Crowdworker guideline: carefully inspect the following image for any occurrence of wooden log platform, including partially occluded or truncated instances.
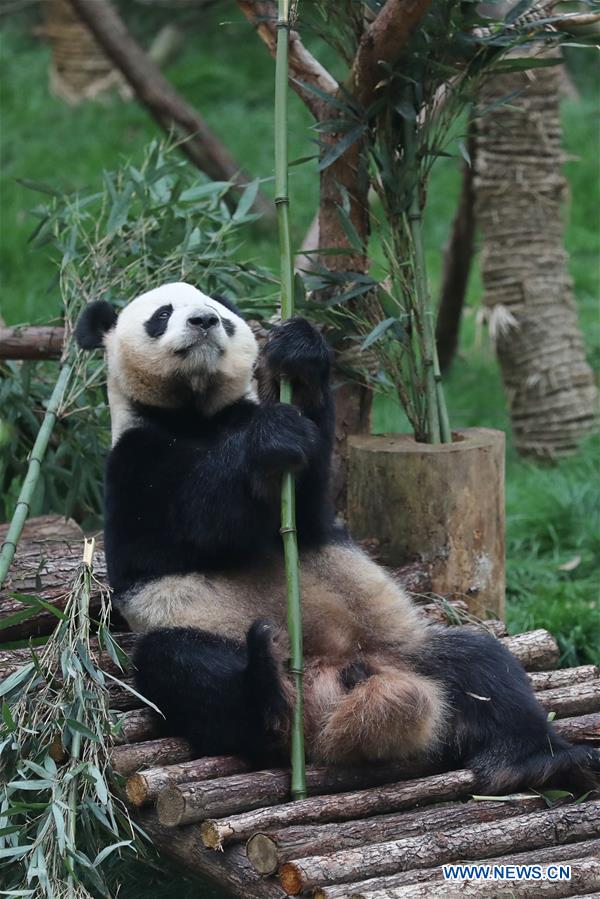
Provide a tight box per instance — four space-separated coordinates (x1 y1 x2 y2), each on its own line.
1 517 599 898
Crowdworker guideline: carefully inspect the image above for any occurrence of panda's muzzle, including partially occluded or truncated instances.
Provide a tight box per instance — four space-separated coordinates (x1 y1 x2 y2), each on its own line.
188 313 219 332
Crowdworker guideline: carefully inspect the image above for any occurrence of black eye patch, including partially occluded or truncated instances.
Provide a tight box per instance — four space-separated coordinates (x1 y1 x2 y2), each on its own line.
144 304 173 338
221 318 236 337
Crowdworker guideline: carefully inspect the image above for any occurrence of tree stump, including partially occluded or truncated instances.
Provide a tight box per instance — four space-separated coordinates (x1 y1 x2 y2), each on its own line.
347 428 505 619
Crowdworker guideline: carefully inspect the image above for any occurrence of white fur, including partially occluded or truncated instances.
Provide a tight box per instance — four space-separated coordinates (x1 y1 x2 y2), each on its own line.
104 282 258 441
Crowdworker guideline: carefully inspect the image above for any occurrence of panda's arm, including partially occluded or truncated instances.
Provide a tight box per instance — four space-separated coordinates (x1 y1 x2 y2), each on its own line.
256 318 334 452
107 416 321 556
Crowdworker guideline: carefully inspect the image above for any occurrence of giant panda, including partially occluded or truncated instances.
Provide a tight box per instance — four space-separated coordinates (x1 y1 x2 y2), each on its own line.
76 282 598 791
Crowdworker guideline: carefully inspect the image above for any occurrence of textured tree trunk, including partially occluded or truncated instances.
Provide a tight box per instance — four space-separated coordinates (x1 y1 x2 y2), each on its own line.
280 801 600 894
318 134 373 513
0 326 65 360
246 794 548 875
436 134 476 372
316 839 600 899
474 56 597 459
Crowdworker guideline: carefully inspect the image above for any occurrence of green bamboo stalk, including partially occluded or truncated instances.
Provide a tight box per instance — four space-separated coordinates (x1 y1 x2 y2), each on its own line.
274 0 306 801
402 87 442 444
0 362 72 585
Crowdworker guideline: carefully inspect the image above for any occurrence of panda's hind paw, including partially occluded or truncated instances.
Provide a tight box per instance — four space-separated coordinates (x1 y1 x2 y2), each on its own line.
340 660 373 691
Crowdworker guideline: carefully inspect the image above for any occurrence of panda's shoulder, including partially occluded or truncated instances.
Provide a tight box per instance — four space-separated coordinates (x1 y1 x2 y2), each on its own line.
107 423 173 476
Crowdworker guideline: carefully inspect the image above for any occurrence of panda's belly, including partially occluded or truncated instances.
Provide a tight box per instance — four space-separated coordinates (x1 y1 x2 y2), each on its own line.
117 542 425 657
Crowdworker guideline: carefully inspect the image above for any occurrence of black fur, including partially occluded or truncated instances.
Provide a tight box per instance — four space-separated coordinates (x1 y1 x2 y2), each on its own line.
412 627 600 793
75 300 118 349
144 304 173 338
133 621 290 764
104 317 335 593
88 303 598 791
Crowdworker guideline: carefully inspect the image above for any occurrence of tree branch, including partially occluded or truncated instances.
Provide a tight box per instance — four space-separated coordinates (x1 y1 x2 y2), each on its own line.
236 0 338 119
348 0 433 107
68 0 272 218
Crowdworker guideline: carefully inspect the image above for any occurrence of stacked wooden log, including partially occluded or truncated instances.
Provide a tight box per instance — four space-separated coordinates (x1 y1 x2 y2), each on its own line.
1 518 599 898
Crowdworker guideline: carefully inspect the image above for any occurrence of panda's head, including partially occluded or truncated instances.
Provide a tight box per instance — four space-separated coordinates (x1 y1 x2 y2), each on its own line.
75 282 258 437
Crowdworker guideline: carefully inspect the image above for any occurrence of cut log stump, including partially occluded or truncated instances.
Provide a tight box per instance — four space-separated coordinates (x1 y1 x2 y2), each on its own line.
348 429 506 619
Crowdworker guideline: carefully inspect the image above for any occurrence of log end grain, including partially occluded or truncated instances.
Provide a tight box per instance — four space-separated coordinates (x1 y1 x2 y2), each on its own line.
279 861 304 896
125 773 149 807
156 785 186 828
246 832 280 876
200 819 233 850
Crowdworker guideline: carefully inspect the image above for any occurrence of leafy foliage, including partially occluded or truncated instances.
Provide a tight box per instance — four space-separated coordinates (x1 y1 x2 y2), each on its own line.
0 546 142 898
298 0 593 441
0 141 275 526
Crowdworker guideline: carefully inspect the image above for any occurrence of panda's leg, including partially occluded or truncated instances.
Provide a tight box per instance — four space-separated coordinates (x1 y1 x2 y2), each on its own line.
115 571 284 641
303 656 446 764
412 626 600 793
133 621 292 764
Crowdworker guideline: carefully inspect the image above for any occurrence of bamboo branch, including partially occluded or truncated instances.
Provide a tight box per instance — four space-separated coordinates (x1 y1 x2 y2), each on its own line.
0 363 72 585
275 0 306 802
236 0 338 118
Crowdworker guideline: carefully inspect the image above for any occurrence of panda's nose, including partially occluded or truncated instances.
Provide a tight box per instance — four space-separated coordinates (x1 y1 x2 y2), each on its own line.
188 313 219 331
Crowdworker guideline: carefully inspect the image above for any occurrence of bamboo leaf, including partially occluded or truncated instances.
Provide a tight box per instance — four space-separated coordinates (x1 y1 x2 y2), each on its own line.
66 719 100 743
361 318 398 350
0 845 30 858
457 140 471 167
318 125 367 172
15 178 62 197
295 80 352 112
505 0 534 23
93 839 132 867
1 701 15 732
393 98 417 121
233 178 260 220
0 606 39 632
335 203 365 253
0 663 35 698
492 56 564 73
9 592 68 621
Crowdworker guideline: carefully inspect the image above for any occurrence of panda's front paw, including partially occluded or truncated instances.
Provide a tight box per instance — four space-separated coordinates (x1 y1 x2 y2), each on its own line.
248 404 319 474
264 317 332 387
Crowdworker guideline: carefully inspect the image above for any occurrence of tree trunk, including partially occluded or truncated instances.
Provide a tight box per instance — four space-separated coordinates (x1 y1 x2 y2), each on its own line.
67 0 272 218
157 760 433 827
436 133 476 372
316 838 600 899
474 55 597 459
0 326 65 360
200 769 476 850
111 737 193 777
279 800 600 894
246 794 549 875
126 755 249 807
499 628 559 670
347 428 506 619
43 0 128 103
319 134 373 514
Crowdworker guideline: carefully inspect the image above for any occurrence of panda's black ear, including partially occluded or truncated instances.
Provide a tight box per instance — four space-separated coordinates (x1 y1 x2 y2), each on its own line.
75 301 118 349
212 294 242 317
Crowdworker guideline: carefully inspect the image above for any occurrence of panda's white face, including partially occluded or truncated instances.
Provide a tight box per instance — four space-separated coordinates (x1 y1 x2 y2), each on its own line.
105 282 258 436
